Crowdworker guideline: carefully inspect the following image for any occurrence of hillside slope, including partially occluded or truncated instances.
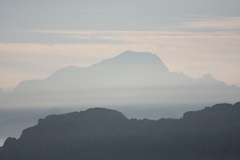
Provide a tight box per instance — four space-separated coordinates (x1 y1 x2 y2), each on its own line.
1 102 240 160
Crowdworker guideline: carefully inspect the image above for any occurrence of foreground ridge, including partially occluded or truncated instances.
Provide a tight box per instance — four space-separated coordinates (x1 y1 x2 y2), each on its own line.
1 102 240 160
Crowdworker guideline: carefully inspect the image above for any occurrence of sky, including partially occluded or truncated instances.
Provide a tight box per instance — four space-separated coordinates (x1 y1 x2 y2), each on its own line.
1 0 240 91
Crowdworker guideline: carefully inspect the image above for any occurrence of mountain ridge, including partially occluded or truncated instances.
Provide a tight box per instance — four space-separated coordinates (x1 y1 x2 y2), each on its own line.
1 102 240 160
1 50 240 110
90 50 169 72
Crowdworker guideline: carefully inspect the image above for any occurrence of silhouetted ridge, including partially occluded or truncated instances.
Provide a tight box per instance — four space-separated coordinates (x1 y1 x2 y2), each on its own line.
50 66 82 77
114 50 165 66
80 108 127 120
1 102 240 160
183 103 240 120
202 73 214 79
91 50 169 72
38 108 127 125
234 101 240 108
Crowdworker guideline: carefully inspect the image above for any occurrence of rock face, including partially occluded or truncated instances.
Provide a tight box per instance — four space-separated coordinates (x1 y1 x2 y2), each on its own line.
1 50 240 108
1 103 240 160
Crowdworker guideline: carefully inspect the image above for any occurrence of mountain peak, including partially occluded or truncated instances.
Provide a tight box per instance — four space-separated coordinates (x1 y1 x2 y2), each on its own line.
38 108 127 126
115 50 166 65
117 50 155 57
92 50 169 72
82 108 128 121
202 73 214 79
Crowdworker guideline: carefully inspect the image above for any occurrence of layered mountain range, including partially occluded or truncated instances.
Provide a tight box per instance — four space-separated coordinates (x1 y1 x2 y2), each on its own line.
1 102 240 160
1 50 239 109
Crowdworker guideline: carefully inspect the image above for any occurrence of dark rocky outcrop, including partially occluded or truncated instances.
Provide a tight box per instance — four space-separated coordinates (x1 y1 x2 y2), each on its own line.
1 104 240 160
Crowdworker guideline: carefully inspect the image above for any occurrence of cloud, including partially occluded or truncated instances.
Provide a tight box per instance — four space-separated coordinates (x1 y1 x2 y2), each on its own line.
27 29 240 45
184 16 240 30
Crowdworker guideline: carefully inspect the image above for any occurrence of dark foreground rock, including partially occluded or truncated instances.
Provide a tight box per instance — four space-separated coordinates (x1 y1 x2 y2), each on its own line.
1 103 240 160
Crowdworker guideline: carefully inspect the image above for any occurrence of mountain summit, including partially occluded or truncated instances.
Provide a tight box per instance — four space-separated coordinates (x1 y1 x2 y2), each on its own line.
92 50 169 72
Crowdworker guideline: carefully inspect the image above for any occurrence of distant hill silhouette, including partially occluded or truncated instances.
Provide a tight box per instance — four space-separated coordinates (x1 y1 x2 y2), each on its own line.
1 50 239 109
1 102 240 160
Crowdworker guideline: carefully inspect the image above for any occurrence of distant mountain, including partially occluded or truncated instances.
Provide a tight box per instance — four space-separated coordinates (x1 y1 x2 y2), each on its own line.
1 50 239 110
1 102 240 160
90 50 169 72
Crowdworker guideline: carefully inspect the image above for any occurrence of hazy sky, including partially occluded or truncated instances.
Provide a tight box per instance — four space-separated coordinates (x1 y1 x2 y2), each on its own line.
1 0 240 91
